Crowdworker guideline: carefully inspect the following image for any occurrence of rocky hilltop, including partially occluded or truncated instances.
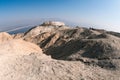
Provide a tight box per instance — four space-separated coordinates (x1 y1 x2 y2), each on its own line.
0 21 120 80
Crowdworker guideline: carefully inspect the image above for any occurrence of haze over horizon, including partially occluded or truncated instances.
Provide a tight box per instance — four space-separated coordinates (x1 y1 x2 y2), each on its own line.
0 0 120 32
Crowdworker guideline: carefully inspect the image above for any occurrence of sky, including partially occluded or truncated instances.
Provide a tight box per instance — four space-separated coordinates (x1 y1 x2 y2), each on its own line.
0 0 120 32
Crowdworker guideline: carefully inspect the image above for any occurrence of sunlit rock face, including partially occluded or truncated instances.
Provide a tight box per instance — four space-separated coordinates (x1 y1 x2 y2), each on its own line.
0 39 43 55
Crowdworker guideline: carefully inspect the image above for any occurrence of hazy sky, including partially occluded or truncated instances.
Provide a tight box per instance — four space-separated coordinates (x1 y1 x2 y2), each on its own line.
0 0 120 32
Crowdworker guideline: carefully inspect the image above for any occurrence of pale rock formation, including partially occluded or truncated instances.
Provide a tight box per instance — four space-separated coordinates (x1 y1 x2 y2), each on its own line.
0 39 42 55
0 32 12 43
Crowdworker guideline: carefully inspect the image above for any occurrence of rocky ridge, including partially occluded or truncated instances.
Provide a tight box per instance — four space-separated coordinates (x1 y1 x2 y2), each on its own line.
0 21 120 80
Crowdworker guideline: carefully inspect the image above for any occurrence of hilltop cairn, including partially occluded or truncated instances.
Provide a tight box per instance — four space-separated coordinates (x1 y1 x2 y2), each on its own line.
41 21 65 26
